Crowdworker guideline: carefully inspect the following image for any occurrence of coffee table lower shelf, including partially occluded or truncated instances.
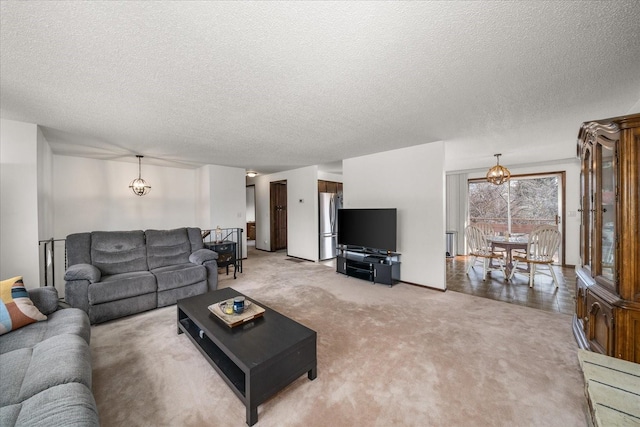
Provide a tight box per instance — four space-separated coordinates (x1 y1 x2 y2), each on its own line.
177 289 317 426
179 316 247 395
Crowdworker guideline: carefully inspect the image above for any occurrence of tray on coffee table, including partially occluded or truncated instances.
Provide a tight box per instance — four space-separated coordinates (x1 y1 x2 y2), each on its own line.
208 299 265 327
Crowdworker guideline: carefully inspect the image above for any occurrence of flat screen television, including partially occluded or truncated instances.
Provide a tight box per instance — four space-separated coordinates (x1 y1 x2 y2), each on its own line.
337 208 397 252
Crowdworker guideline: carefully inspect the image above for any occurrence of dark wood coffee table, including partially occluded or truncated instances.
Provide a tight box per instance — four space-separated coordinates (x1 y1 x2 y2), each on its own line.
177 288 317 426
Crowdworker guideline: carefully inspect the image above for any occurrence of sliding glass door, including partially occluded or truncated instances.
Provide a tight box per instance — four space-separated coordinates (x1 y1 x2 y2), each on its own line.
468 172 565 263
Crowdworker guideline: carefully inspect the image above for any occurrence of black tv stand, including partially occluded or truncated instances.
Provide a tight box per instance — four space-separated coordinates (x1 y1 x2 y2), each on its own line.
336 246 400 287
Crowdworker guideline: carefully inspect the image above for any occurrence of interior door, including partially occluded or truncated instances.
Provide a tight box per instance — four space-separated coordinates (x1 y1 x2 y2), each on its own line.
270 181 287 251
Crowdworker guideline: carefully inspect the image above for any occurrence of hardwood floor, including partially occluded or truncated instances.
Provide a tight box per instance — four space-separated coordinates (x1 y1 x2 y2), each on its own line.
446 255 576 315
320 252 575 315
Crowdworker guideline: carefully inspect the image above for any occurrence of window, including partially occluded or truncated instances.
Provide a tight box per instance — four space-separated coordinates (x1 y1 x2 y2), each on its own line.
468 173 564 263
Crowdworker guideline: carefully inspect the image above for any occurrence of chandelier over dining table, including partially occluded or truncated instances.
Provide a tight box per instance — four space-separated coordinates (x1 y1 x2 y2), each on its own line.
486 153 511 185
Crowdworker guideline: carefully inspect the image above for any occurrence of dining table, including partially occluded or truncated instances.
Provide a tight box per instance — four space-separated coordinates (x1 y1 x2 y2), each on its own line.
487 235 529 278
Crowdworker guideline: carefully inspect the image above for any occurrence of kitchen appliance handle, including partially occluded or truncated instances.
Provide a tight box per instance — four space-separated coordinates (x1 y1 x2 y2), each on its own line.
329 195 335 231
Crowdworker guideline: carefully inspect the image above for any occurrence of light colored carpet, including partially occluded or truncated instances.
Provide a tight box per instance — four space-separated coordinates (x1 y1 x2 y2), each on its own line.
91 248 587 426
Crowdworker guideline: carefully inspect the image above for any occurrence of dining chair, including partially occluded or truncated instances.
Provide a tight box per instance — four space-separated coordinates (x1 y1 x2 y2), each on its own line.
509 225 561 288
474 223 508 261
465 225 507 280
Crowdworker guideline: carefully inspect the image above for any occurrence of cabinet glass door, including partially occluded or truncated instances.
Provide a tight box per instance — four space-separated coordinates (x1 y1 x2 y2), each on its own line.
597 141 616 284
580 146 592 269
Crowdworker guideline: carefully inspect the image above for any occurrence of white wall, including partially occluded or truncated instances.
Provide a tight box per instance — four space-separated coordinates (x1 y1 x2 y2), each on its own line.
198 164 247 257
37 127 54 241
37 127 56 286
343 142 446 290
0 119 40 287
53 155 197 236
195 165 211 228
254 166 319 261
207 165 246 230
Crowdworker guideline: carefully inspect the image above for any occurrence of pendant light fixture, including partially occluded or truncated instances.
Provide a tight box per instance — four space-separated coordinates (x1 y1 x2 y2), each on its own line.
486 153 511 185
129 155 151 196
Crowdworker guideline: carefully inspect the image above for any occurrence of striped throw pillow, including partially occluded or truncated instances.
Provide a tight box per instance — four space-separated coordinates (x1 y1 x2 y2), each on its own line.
0 276 47 335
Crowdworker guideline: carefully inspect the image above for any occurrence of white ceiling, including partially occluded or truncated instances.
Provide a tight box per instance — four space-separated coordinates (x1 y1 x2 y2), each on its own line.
2 1 639 174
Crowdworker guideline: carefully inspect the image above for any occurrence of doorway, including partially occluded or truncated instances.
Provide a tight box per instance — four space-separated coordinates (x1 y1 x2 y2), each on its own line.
246 185 256 245
270 180 287 252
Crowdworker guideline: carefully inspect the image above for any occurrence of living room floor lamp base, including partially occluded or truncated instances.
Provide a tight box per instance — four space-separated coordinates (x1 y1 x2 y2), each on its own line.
129 155 151 196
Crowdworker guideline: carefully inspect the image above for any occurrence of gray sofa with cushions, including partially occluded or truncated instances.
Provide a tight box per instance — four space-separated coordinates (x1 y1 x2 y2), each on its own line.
64 227 218 324
0 287 99 426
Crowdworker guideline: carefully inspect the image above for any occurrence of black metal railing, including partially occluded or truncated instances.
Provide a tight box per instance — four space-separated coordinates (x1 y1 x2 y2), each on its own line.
38 238 67 289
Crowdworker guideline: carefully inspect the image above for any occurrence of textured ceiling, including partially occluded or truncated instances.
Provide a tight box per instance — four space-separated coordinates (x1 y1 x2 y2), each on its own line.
2 1 640 174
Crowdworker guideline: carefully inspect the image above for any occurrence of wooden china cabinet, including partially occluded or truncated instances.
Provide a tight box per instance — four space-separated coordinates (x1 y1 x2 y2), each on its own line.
573 113 640 363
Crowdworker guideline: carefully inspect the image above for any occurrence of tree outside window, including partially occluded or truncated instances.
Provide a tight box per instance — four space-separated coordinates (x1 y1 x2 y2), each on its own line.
469 176 559 235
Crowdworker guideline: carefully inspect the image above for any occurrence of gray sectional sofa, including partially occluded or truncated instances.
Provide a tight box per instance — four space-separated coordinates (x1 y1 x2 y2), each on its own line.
64 227 219 324
0 287 99 426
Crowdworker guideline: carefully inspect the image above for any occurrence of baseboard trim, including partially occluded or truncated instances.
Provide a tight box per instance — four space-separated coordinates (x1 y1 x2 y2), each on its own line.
286 254 314 262
400 280 446 292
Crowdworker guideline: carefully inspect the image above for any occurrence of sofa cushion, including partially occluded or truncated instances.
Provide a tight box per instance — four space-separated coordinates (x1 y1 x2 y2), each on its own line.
89 293 157 324
0 334 92 407
88 271 156 305
0 382 99 427
146 228 191 270
151 263 206 292
187 227 205 251
66 232 92 266
157 281 208 307
0 348 31 406
0 277 47 336
91 230 148 275
0 308 90 355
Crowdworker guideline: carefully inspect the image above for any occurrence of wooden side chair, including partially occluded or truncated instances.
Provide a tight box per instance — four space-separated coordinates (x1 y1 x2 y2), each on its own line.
509 225 561 288
465 225 506 281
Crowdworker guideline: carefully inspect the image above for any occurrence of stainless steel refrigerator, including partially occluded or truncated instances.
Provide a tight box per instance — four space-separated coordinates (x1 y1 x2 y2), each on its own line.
319 192 342 260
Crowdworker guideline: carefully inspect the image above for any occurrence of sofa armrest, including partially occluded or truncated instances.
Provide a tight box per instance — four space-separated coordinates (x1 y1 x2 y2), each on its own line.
203 260 219 291
64 280 91 314
189 248 218 265
27 287 60 315
64 263 101 283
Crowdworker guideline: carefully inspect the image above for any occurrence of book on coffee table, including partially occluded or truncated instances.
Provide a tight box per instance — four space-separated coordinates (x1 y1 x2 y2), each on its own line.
208 299 266 328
